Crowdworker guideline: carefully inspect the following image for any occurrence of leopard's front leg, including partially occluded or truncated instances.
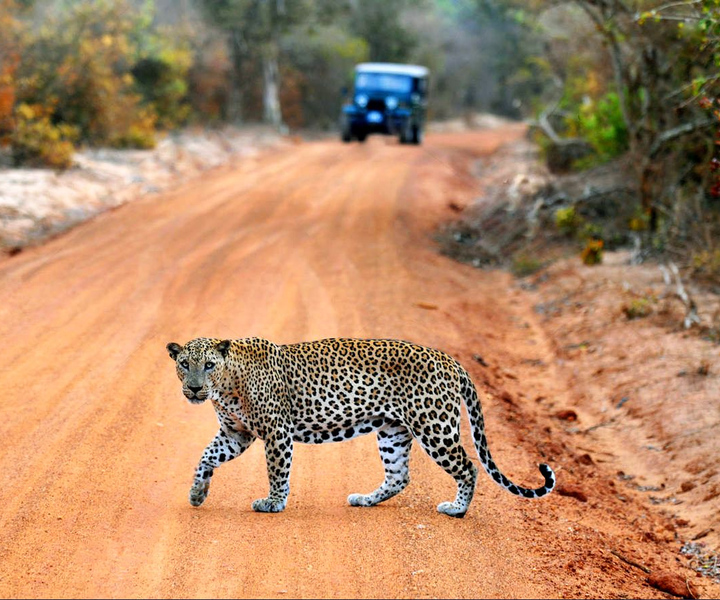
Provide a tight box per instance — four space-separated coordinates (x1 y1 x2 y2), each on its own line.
252 427 294 513
190 427 256 507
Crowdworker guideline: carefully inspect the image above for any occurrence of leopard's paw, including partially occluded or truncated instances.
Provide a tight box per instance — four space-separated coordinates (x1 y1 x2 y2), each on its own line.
347 493 375 507
437 501 467 518
189 481 210 507
251 497 286 513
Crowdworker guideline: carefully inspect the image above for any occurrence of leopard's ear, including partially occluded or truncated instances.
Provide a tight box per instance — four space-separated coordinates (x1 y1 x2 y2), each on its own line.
216 340 231 358
167 342 183 360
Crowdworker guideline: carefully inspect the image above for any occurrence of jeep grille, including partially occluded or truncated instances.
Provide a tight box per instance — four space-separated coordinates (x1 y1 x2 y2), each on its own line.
367 99 386 112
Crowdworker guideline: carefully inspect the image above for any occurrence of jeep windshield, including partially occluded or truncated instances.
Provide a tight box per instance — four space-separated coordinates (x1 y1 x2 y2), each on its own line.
355 73 413 94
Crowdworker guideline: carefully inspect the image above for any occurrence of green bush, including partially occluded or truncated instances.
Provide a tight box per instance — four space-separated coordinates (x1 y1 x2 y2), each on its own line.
130 37 193 129
552 76 630 170
576 92 629 164
579 221 603 241
555 206 583 235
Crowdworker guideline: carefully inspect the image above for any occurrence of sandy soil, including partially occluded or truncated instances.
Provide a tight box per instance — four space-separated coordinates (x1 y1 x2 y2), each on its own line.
526 249 720 570
0 125 717 599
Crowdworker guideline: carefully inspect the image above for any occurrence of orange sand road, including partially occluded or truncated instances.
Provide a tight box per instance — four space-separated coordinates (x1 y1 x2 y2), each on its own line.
0 126 697 599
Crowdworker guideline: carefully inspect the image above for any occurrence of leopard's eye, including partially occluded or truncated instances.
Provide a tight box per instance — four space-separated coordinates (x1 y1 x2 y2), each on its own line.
204 361 215 371
180 360 189 369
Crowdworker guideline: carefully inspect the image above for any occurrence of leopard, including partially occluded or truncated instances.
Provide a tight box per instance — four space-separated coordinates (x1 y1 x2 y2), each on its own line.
166 337 556 518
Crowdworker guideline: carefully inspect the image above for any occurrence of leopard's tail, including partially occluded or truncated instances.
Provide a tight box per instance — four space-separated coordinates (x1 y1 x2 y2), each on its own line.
460 370 555 498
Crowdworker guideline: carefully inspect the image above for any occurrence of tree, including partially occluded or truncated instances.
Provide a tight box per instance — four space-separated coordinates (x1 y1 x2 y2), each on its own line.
198 0 324 130
281 24 368 128
347 0 422 63
0 0 30 145
502 0 719 245
567 1 719 234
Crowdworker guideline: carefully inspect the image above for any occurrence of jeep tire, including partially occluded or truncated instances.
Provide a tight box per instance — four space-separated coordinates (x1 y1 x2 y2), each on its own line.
399 120 412 144
411 124 423 145
341 117 352 143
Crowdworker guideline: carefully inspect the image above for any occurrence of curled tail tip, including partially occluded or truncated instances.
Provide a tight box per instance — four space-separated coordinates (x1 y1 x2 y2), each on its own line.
493 462 556 498
537 463 556 496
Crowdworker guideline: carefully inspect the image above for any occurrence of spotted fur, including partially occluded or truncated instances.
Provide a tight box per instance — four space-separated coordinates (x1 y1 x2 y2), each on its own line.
167 337 556 517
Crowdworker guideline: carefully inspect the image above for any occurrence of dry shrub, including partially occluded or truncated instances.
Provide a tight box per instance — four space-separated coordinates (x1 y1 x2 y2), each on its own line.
511 253 544 277
622 297 654 320
691 249 720 282
109 107 157 150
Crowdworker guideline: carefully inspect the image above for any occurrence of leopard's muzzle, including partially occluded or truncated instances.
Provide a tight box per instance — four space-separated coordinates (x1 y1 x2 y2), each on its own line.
184 385 208 404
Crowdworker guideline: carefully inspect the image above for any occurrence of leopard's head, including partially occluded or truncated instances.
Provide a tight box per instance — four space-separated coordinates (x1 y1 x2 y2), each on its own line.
166 338 231 404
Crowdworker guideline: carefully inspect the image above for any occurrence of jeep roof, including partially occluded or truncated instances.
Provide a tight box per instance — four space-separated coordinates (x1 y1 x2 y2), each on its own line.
355 63 429 79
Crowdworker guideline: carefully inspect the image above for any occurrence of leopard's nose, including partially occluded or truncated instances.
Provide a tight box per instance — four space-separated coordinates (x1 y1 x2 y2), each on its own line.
188 385 202 394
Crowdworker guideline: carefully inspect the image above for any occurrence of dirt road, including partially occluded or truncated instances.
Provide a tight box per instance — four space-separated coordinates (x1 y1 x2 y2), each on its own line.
0 127 709 599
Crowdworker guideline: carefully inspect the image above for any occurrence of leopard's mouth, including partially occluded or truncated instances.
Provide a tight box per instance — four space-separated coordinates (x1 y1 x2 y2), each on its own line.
184 391 208 404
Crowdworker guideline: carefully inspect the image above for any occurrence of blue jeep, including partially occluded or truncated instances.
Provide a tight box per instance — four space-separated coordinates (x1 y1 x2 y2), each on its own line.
340 63 429 145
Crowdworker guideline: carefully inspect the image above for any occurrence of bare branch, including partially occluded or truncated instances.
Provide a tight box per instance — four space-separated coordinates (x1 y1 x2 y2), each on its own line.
537 110 561 143
664 74 720 104
645 14 704 22
636 0 703 20
649 118 716 157
652 0 703 11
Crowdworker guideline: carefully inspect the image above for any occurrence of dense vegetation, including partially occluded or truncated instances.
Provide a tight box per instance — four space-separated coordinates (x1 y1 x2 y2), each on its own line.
0 0 719 279
524 0 720 281
0 0 541 164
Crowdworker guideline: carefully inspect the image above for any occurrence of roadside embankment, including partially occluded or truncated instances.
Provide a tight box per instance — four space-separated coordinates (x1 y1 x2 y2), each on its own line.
0 125 286 252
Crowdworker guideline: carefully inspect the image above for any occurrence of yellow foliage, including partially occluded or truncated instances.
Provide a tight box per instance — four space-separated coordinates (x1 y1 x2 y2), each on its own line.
585 70 602 98
629 216 648 231
9 0 192 151
580 238 603 266
10 103 77 169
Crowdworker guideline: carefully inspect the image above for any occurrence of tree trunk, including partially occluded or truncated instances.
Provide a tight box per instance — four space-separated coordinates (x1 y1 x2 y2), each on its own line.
262 42 285 131
639 159 659 233
226 29 246 124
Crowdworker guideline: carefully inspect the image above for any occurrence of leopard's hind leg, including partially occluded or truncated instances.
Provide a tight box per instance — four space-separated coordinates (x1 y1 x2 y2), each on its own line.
348 420 412 507
406 397 478 518
413 433 478 518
